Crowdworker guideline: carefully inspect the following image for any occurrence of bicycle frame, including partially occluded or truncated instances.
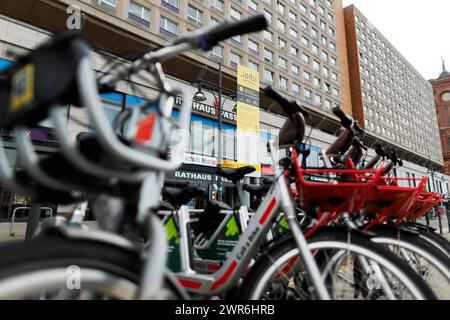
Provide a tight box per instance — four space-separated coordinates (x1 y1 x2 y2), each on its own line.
174 142 330 299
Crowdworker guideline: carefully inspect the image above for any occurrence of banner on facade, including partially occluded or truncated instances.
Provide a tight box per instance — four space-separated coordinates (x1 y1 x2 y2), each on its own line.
236 65 261 177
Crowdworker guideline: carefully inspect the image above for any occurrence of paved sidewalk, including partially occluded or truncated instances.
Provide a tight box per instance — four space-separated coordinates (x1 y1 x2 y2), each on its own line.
0 221 99 242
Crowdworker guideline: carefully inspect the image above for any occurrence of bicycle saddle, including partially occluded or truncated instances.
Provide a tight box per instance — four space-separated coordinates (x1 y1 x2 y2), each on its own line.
217 166 255 183
163 185 205 208
243 184 271 198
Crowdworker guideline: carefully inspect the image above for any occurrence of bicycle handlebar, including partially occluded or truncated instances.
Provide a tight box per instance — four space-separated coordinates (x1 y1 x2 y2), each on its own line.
353 121 364 135
332 106 353 129
174 14 268 51
264 87 310 119
374 143 385 158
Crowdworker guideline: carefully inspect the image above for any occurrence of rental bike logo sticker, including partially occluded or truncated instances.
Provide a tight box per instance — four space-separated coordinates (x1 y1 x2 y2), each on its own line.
11 64 35 111
66 265 81 290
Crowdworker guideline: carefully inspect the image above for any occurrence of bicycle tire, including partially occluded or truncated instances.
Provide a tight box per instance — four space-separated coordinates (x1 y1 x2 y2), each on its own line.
369 226 450 299
0 231 185 300
403 223 450 258
237 227 436 300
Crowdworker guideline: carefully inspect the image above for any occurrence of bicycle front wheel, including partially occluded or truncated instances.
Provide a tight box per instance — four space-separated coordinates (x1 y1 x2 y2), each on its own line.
0 231 184 300
238 228 436 300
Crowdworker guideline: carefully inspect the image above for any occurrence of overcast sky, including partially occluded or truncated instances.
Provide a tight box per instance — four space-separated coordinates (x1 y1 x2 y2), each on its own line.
342 0 449 80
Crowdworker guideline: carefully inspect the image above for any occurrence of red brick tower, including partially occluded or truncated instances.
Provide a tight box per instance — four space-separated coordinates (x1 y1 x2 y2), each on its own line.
430 60 450 174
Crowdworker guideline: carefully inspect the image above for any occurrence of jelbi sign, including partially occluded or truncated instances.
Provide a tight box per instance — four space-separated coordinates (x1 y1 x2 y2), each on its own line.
236 65 261 178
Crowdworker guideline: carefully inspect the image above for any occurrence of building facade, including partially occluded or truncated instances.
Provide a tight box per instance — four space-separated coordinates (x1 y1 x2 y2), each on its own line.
344 5 443 169
0 1 449 219
430 66 450 175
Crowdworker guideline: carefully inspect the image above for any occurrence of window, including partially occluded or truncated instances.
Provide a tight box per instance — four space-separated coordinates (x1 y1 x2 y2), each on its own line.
332 72 338 81
328 27 335 37
264 69 274 82
98 0 117 9
128 2 150 25
161 0 179 12
277 2 285 14
279 76 288 89
230 52 241 68
312 43 319 54
332 87 340 97
279 57 287 70
264 48 274 62
293 83 300 95
211 0 224 12
264 10 272 23
331 56 337 65
304 71 311 81
160 16 178 37
313 60 320 71
230 8 241 21
310 12 317 22
322 66 329 77
289 11 297 22
211 45 224 58
290 28 299 39
277 19 286 32
248 39 259 53
311 28 318 38
321 35 327 46
325 99 332 110
300 20 308 31
231 34 242 44
291 46 299 57
264 30 273 42
302 53 310 64
292 64 299 75
313 76 321 87
314 94 322 105
248 0 258 12
302 36 309 47
300 4 307 14
278 38 287 51
330 41 336 51
304 88 312 100
187 5 203 24
320 20 326 30
249 61 259 72
318 5 325 15
324 82 331 93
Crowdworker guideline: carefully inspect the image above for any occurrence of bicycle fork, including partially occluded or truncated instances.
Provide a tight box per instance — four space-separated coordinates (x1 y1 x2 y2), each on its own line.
270 141 331 300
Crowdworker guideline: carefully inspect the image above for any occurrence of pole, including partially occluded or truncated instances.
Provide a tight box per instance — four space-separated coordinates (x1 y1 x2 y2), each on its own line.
217 62 223 202
430 167 443 235
25 203 41 241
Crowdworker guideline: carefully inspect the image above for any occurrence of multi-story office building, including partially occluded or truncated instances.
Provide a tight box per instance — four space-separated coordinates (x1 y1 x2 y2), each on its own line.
0 1 448 219
344 5 443 169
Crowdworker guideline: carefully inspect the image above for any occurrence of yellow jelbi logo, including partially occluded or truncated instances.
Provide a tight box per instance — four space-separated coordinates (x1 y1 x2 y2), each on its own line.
11 64 35 111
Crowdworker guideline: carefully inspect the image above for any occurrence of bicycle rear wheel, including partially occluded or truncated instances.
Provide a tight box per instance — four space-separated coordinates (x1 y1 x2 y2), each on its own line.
0 231 184 300
237 228 436 300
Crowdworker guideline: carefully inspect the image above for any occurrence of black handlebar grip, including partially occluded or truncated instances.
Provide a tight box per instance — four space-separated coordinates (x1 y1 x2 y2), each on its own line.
332 106 353 129
374 143 385 157
354 121 364 135
264 86 310 118
199 14 268 51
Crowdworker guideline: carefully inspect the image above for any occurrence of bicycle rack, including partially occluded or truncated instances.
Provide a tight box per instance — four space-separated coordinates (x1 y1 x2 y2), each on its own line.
9 207 54 237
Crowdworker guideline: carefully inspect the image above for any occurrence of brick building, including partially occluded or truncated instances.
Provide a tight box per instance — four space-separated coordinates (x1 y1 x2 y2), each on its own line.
430 62 450 175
